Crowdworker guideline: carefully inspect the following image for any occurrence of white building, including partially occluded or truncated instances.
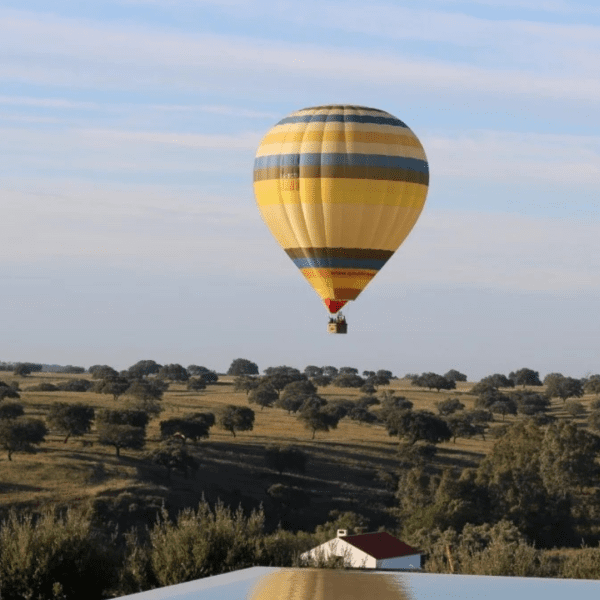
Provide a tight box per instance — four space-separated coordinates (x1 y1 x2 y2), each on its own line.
299 529 425 570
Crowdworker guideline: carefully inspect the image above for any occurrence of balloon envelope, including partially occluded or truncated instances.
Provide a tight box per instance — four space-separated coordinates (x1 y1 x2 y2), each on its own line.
253 105 429 313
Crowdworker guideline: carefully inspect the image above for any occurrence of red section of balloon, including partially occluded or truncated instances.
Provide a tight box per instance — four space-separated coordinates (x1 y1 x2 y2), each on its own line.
325 299 347 314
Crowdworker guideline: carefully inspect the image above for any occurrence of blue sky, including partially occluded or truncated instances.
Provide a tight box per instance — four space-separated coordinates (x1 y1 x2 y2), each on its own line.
1 0 600 380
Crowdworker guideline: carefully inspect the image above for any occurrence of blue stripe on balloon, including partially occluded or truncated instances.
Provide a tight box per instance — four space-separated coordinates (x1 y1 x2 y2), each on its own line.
254 153 428 173
291 257 387 270
276 114 406 127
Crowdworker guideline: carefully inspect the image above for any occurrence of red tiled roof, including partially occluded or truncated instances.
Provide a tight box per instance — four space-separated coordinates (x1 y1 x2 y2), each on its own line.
339 532 423 560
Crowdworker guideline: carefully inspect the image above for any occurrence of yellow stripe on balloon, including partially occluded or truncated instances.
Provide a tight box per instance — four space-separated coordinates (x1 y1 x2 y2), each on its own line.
301 268 378 300
258 202 424 251
253 178 427 207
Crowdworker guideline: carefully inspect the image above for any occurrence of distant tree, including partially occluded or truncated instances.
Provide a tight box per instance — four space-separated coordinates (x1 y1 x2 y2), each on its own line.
127 360 162 378
93 376 130 401
0 418 47 460
187 377 207 392
297 407 340 439
403 373 419 381
511 390 551 416
60 365 86 374
304 366 323 379
332 373 365 388
264 368 306 396
356 395 380 408
591 398 600 411
378 395 413 422
445 413 480 443
89 365 118 380
360 383 377 395
264 445 307 475
275 394 306 414
97 424 145 457
367 374 390 389
347 406 378 426
435 398 465 416
327 399 355 418
377 369 393 379
248 383 278 410
339 367 359 375
157 364 189 382
0 386 20 400
546 376 583 403
218 405 255 437
186 365 211 377
0 403 25 421
47 402 94 443
363 370 376 379
311 375 332 387
200 371 219 384
56 379 93 392
480 374 515 388
543 372 564 386
385 410 452 445
13 364 32 377
146 442 199 480
233 375 260 395
321 366 339 378
469 381 497 396
412 373 456 392
227 359 259 376
444 369 467 382
510 368 542 387
584 378 600 396
565 400 586 418
281 379 317 398
160 413 214 442
125 379 166 416
299 395 327 413
490 397 518 421
474 387 511 410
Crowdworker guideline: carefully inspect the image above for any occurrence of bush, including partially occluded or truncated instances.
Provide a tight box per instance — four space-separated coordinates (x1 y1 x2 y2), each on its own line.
0 506 118 600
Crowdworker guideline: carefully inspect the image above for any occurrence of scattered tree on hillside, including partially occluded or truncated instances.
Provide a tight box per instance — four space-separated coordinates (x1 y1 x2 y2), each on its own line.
297 406 339 439
233 375 260 395
160 413 214 442
248 383 278 410
146 442 199 480
157 364 189 382
339 367 359 375
444 369 467 382
490 397 518 421
264 445 307 475
96 409 148 457
186 365 211 377
589 410 600 434
435 398 465 416
89 365 118 379
509 368 542 387
384 409 452 445
263 367 306 397
280 379 317 400
0 403 24 421
93 376 130 401
584 377 600 396
363 370 376 379
304 365 323 379
13 364 32 377
56 379 93 392
187 377 207 392
511 390 551 417
125 379 166 416
332 372 365 388
0 418 47 460
227 358 259 376
412 373 456 392
347 406 378 426
378 395 413 422
322 366 339 378
546 376 584 403
199 371 219 384
60 365 86 374
127 360 162 378
479 374 515 389
311 375 332 387
218 405 255 437
0 385 20 400
47 402 95 443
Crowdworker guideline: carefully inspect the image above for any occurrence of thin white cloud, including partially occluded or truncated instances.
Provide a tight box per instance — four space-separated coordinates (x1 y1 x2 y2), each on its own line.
0 95 100 109
1 8 600 101
424 130 600 186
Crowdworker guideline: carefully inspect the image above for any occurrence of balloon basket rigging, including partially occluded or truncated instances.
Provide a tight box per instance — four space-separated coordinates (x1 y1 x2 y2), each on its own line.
327 312 347 334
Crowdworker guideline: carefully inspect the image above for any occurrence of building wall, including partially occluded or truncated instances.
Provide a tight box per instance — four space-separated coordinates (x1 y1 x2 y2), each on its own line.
376 554 422 569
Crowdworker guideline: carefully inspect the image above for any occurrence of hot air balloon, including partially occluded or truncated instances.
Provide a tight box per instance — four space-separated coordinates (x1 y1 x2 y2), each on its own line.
253 105 429 333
